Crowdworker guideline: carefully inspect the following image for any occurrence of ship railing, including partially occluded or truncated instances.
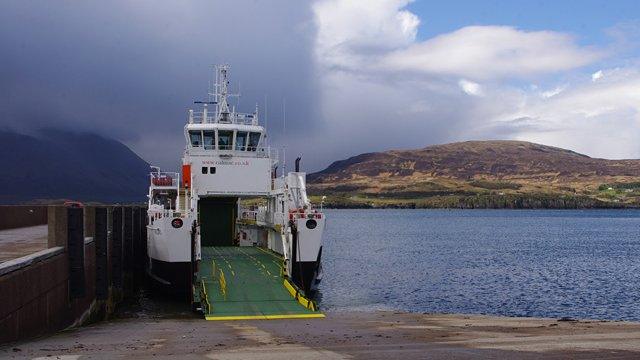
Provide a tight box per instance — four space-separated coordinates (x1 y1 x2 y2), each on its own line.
189 111 258 125
240 210 258 222
233 113 258 125
188 146 278 160
239 209 269 224
272 212 286 226
253 147 278 160
267 147 279 161
287 209 323 220
238 211 287 231
148 209 182 222
237 146 275 158
150 172 179 187
239 208 280 227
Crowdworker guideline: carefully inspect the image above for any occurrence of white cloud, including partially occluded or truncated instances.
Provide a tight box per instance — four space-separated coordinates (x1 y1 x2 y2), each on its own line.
484 68 640 159
592 70 604 81
381 26 604 80
314 0 419 69
315 1 604 80
458 79 483 96
540 86 565 98
311 0 640 167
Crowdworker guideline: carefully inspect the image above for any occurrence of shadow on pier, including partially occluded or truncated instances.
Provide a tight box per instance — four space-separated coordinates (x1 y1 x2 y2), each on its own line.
112 281 196 320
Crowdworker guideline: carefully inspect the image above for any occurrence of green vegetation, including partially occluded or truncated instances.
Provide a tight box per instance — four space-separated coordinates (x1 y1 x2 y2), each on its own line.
595 182 640 204
308 179 640 209
468 180 521 190
598 182 640 191
310 193 632 209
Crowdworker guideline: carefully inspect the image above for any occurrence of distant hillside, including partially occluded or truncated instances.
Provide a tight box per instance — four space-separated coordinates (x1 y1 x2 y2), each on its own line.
0 129 149 204
308 141 640 209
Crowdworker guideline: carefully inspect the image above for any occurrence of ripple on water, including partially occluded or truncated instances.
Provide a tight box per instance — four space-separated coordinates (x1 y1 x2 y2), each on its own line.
317 209 640 321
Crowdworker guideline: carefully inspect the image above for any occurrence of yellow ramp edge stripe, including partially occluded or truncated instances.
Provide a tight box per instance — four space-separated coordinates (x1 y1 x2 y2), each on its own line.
283 278 319 312
256 246 282 260
201 280 212 314
205 313 325 321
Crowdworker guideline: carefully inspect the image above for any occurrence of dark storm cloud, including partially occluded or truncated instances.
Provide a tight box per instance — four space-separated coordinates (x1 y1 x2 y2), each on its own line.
7 1 632 174
0 1 319 169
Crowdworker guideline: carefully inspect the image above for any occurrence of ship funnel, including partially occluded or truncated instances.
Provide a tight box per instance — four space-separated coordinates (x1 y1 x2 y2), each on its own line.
295 157 302 172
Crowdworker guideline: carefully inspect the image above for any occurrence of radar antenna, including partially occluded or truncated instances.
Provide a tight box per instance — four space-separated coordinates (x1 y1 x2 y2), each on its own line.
213 64 240 123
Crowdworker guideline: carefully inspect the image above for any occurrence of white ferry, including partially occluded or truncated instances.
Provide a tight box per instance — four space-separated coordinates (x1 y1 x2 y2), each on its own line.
146 65 325 318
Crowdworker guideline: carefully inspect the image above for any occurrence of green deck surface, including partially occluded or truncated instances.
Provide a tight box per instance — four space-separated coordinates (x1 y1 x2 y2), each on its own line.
198 246 323 320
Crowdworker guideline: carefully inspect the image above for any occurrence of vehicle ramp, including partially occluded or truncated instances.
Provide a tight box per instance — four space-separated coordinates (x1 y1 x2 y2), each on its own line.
197 246 324 320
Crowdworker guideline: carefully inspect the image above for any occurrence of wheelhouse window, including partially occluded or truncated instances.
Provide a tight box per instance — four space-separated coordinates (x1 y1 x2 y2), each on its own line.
218 130 233 150
189 131 202 147
235 131 248 151
248 132 261 151
203 131 215 150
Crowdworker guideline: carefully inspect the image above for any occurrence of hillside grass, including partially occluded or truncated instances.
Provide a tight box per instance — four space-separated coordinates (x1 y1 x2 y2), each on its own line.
309 179 640 209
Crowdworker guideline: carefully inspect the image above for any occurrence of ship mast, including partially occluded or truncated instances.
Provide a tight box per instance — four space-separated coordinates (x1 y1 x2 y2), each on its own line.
213 64 240 123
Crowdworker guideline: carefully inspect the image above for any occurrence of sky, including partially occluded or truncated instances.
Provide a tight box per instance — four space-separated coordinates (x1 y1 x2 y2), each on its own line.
1 0 640 172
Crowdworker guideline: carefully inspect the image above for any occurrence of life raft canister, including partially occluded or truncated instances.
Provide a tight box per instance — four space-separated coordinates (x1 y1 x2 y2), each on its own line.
288 208 307 220
152 175 173 186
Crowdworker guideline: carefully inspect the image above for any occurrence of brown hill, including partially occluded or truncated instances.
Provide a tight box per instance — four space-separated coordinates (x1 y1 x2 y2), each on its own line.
308 141 640 208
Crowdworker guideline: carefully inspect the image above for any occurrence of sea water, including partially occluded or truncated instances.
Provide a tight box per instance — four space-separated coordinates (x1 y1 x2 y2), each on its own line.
318 209 640 320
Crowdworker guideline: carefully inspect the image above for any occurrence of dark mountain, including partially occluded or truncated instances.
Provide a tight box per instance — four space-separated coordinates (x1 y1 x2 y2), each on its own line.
0 129 149 204
308 140 640 208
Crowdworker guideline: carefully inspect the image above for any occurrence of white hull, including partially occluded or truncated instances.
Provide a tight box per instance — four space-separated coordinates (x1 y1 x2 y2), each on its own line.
147 214 193 263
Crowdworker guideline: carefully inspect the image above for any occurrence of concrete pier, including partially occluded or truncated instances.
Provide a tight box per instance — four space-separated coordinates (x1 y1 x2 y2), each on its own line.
2 312 640 359
0 205 147 344
0 225 48 263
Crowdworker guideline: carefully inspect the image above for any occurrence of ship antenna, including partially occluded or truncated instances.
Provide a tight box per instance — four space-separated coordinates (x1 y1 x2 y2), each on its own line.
236 81 242 109
282 97 286 177
264 94 268 146
211 64 218 108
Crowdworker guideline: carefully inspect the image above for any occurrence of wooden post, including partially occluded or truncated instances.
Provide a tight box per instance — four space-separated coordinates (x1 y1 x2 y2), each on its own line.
67 207 85 299
132 207 144 287
123 207 133 294
141 207 148 269
123 207 133 273
111 207 123 290
95 207 108 300
83 206 96 239
132 207 141 271
47 205 67 248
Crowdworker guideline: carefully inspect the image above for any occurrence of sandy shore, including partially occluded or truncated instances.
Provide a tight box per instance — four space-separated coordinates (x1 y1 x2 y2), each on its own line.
2 311 640 359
